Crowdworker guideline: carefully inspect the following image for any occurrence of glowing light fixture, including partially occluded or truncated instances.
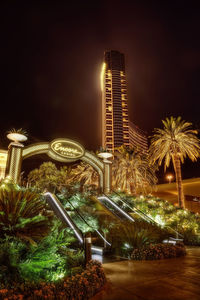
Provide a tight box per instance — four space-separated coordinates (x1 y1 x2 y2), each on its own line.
91 246 103 254
98 152 113 160
7 133 27 143
166 173 174 184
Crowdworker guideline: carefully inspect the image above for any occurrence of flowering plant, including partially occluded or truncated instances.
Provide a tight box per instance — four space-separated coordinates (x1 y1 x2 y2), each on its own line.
131 242 186 260
0 260 106 299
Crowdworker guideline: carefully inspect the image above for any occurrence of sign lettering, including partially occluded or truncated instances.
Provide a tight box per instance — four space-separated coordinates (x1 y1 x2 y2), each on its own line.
50 139 84 160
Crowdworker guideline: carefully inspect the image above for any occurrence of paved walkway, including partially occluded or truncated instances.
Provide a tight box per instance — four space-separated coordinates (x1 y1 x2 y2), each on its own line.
91 247 200 300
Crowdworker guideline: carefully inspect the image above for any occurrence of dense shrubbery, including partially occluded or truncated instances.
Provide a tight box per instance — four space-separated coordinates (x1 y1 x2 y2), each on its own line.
108 220 171 258
0 182 106 299
57 190 117 237
0 260 106 299
131 242 186 260
111 193 200 246
0 182 85 286
0 220 84 286
0 187 53 242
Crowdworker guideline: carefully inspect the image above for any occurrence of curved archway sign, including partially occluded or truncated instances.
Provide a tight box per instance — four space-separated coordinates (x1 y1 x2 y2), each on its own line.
6 138 111 194
49 139 84 162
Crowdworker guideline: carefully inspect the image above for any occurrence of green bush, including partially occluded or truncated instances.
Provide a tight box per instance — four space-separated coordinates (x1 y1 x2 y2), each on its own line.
112 193 200 246
0 237 27 285
0 260 106 299
0 187 53 243
0 218 84 286
108 220 171 258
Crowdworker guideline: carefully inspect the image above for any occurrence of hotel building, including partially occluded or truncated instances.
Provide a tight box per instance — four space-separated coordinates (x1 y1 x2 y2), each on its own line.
101 50 148 153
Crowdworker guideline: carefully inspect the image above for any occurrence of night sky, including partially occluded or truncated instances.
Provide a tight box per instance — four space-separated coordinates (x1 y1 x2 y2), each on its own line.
1 1 200 180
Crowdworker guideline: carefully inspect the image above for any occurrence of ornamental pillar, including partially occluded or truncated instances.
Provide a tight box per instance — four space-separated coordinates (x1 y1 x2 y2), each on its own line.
6 132 27 184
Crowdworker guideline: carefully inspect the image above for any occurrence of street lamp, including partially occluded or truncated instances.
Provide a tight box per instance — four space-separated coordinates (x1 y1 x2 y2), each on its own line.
166 174 173 184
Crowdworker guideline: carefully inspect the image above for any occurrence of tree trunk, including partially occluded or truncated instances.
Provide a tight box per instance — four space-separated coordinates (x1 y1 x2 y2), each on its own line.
172 154 185 208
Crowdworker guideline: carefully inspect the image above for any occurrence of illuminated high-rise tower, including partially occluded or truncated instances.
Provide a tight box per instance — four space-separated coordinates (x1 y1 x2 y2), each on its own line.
101 50 148 153
101 50 129 151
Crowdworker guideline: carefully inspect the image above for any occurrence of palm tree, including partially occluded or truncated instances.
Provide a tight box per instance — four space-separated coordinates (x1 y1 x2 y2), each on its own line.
112 146 157 195
149 116 200 208
7 128 28 136
68 162 99 190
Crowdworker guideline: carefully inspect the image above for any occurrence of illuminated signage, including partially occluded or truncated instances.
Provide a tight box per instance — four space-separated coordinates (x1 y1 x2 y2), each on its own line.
50 139 84 160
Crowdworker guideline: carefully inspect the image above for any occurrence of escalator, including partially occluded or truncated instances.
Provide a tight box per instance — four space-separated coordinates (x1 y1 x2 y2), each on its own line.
99 191 183 243
44 192 83 243
44 192 110 254
97 194 135 222
65 197 111 248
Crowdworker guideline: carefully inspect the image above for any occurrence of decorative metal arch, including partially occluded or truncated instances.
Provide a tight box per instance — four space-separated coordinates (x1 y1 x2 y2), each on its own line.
6 138 111 193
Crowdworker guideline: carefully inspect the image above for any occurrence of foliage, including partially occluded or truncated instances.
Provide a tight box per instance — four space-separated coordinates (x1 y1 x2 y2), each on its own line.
57 191 100 233
119 193 200 246
108 219 170 258
150 116 200 169
0 219 84 285
27 162 67 193
67 162 99 190
112 146 157 195
18 221 81 283
27 161 99 193
58 191 118 236
7 128 28 137
0 187 52 243
0 260 106 299
149 116 200 207
0 176 20 192
131 242 186 260
0 237 27 286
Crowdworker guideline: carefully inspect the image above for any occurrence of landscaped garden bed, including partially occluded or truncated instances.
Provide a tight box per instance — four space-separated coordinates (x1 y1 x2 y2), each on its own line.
0 260 106 299
110 193 200 246
1 172 197 299
131 242 186 260
0 181 106 300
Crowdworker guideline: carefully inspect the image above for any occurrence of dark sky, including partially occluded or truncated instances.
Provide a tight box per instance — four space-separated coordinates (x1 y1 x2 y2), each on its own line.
1 1 200 179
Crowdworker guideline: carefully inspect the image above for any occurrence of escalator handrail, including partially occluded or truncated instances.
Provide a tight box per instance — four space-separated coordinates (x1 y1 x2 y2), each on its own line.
64 197 111 246
111 191 159 224
112 191 183 238
98 194 135 223
44 192 84 243
96 196 124 220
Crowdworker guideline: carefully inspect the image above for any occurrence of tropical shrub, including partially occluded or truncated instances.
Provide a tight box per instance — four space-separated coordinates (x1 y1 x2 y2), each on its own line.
0 220 84 286
27 162 69 193
0 187 53 243
0 237 27 286
57 192 101 233
112 193 200 246
108 220 170 258
131 242 186 260
67 162 99 191
0 260 106 299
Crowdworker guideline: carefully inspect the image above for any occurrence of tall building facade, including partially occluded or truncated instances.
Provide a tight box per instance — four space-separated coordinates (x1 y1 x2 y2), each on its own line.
101 50 129 151
129 122 148 154
101 50 148 153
